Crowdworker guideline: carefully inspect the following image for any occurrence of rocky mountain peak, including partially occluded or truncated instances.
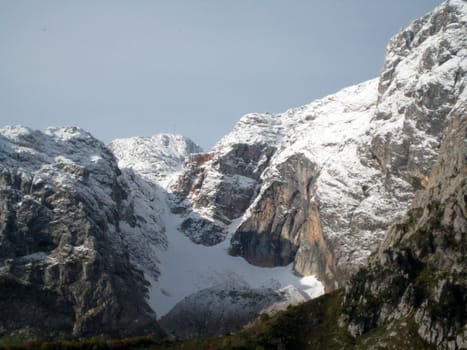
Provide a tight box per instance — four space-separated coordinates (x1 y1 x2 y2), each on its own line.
340 88 466 350
0 0 465 343
0 126 161 339
170 0 466 292
370 0 466 186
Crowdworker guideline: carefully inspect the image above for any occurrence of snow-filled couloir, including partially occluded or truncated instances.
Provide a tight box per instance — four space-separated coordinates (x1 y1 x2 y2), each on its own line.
109 133 325 336
0 0 464 341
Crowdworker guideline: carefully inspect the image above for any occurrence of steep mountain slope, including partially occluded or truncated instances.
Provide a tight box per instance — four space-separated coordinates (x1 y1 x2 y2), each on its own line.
172 0 467 290
225 84 466 350
108 134 325 337
0 126 160 339
140 39 466 350
108 134 202 280
340 90 466 349
0 0 464 345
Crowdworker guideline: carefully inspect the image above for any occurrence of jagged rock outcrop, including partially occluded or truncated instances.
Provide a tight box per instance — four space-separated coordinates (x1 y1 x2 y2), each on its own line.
171 141 276 245
340 94 466 349
159 284 310 339
1 0 464 342
0 126 161 339
229 154 334 289
367 0 466 190
172 0 467 290
108 132 326 339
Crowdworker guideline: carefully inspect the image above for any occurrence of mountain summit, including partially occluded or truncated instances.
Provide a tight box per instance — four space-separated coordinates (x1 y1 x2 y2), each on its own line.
0 0 465 344
0 126 160 338
172 0 466 291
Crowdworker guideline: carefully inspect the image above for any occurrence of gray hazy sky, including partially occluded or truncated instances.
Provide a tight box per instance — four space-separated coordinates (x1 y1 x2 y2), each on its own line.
0 0 441 150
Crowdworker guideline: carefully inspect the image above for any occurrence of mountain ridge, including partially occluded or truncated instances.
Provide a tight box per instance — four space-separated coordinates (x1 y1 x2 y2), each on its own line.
0 125 161 339
0 0 465 343
171 0 466 291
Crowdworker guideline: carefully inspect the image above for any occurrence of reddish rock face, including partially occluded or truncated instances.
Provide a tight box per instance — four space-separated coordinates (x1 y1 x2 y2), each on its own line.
166 0 466 295
170 143 276 245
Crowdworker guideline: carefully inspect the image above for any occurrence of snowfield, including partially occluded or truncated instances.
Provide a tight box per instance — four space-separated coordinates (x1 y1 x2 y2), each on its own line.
110 134 324 318
147 191 324 317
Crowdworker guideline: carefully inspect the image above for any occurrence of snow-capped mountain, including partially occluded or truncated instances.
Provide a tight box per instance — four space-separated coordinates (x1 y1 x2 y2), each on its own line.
0 0 464 342
109 134 202 188
340 86 467 350
171 0 467 290
107 134 202 281
0 126 160 338
108 133 325 334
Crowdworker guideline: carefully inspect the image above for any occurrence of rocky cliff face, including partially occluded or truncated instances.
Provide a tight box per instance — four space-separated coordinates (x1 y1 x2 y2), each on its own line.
171 141 276 246
108 132 325 339
340 88 466 349
1 0 464 342
368 0 466 191
0 126 161 339
228 154 335 287
172 0 466 290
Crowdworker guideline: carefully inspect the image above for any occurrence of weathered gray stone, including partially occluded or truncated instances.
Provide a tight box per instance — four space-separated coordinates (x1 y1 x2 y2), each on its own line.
171 143 276 245
170 0 466 292
340 101 467 349
0 127 161 340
